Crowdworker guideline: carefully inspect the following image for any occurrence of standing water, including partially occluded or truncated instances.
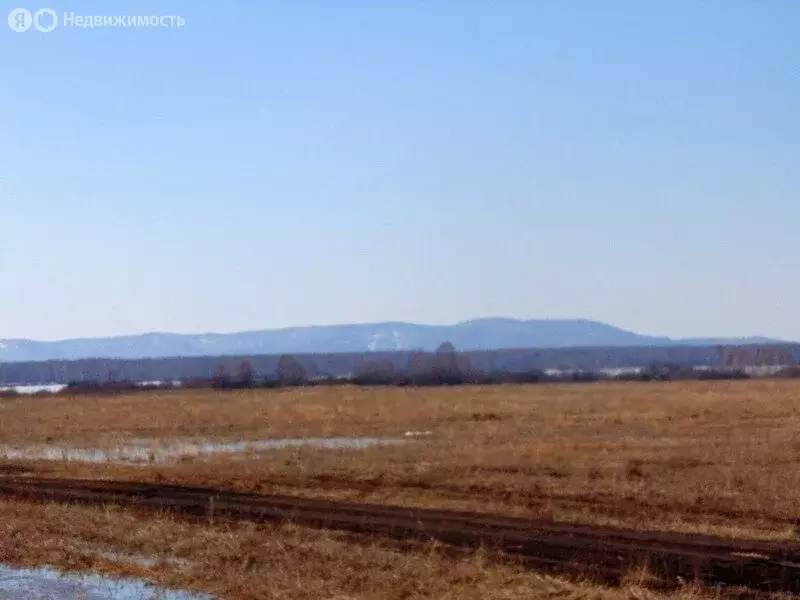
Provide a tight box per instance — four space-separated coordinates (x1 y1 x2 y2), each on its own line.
0 564 212 600
0 436 408 465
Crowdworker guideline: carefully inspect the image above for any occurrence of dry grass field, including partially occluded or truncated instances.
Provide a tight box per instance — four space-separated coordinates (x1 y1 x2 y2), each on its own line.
3 380 800 540
0 499 772 600
2 379 800 598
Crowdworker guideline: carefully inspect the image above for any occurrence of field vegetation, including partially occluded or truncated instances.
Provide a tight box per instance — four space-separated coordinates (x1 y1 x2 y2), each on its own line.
2 380 800 543
4 499 756 600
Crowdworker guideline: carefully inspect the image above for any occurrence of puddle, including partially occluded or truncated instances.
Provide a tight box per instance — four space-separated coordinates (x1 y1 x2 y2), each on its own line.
0 436 407 465
0 384 68 395
0 564 210 600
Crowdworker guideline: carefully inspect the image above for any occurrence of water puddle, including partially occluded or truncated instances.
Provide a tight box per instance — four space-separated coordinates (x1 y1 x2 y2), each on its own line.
0 436 407 465
0 564 210 599
0 384 68 395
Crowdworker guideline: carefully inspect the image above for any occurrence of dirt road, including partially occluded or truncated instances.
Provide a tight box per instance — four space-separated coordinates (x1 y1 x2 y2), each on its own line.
1 476 799 593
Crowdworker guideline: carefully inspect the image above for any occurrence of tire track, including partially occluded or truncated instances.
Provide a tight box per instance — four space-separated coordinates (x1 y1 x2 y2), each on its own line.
1 476 800 593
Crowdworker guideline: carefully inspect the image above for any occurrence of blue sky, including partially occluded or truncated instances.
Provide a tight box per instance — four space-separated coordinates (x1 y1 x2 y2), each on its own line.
1 0 798 341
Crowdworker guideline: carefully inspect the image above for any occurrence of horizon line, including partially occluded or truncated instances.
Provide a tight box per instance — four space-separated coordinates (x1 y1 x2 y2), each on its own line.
0 316 788 345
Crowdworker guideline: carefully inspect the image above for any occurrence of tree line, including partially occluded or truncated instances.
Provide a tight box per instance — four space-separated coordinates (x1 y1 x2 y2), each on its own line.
45 341 800 396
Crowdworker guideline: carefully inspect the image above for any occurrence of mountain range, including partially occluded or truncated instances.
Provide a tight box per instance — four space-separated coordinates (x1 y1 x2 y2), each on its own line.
0 319 784 363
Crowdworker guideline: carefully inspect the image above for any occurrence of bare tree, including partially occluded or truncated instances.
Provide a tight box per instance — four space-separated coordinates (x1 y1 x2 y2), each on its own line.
237 360 255 388
433 341 459 380
211 363 230 389
276 354 307 386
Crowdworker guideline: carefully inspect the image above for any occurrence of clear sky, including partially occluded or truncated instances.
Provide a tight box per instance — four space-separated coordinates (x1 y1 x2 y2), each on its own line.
1 0 798 341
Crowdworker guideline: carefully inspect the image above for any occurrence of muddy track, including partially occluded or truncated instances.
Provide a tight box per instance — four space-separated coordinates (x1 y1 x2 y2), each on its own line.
2 476 800 593
259 472 800 531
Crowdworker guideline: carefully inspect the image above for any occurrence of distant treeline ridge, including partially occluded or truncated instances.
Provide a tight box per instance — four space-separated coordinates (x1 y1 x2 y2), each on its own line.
1 342 798 387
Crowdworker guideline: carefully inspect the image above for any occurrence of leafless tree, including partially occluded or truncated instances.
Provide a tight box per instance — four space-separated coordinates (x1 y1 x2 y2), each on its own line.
211 363 229 389
433 341 459 379
276 354 307 386
237 360 255 388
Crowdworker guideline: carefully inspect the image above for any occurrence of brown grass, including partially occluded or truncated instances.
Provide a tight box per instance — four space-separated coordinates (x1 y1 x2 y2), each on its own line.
3 380 800 541
0 499 754 600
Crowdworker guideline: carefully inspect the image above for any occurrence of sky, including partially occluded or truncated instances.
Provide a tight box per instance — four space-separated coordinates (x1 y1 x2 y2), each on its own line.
1 0 798 342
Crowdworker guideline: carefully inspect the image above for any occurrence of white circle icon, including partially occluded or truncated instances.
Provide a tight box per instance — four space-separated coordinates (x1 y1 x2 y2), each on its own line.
33 8 57 32
7 7 58 32
8 8 32 32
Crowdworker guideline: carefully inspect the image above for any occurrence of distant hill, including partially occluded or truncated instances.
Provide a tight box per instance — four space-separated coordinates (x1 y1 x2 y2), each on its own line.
0 318 785 363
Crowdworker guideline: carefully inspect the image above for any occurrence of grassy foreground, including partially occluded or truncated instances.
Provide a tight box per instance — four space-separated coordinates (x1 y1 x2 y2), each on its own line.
0 499 766 600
